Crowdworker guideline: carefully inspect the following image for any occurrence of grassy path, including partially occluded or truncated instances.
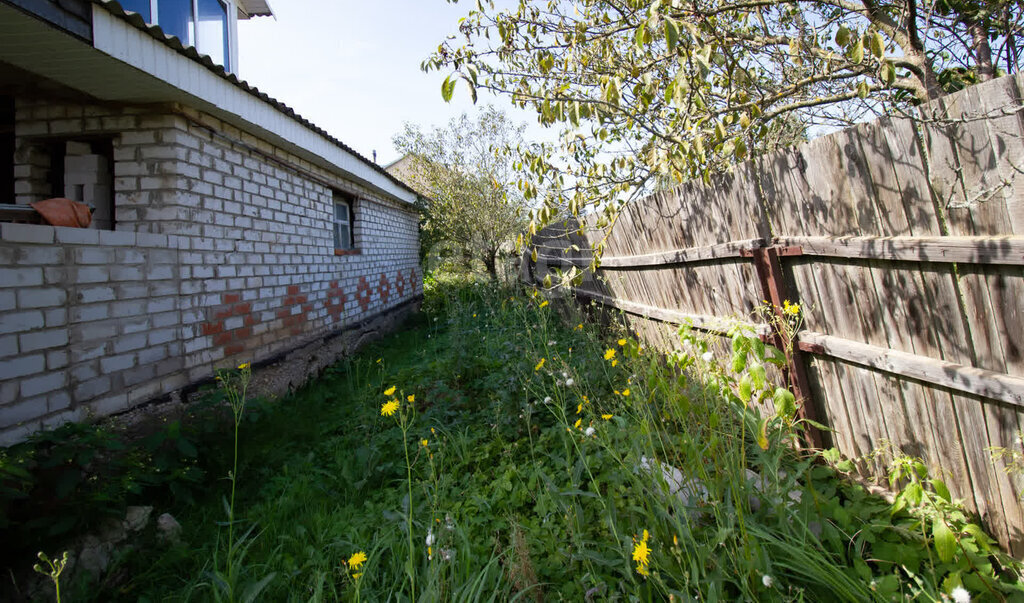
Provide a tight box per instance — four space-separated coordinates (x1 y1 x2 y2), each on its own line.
7 273 1023 601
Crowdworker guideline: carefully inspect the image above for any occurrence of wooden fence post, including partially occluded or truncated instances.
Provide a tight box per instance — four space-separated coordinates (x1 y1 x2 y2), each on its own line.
747 244 826 449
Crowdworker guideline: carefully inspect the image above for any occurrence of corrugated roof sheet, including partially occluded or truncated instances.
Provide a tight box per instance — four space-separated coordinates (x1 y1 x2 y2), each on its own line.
93 0 418 200
237 0 273 18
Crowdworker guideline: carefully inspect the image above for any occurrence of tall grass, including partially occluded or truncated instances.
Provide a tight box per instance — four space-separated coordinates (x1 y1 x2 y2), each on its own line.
53 272 1024 601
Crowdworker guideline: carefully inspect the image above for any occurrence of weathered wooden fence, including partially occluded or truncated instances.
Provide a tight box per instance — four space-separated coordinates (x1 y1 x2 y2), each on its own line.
525 72 1024 555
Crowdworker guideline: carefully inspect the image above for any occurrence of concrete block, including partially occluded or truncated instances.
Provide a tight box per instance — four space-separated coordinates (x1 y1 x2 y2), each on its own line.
2 397 46 425
85 392 127 417
44 308 67 328
73 321 117 342
74 375 111 400
113 333 148 354
0 310 44 334
17 288 67 309
74 248 115 264
0 354 45 379
47 391 72 413
73 266 109 284
0 334 17 358
77 286 116 303
55 227 101 245
21 372 66 397
19 328 69 352
99 230 137 247
46 349 68 370
1 223 55 244
17 247 64 265
71 304 108 323
100 353 136 373
0 290 15 311
109 266 143 281
0 267 44 287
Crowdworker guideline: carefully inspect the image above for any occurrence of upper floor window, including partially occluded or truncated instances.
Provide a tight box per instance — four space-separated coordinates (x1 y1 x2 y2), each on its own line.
118 0 232 71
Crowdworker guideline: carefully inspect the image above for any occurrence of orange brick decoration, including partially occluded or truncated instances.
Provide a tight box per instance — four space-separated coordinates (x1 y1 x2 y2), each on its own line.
325 280 347 322
395 270 407 297
201 292 262 358
408 268 419 291
277 284 311 336
378 273 391 305
356 276 372 312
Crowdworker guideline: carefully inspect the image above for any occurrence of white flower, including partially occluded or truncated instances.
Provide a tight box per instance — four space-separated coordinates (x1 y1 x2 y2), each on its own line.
425 529 435 547
562 371 568 378
951 586 971 603
440 548 454 561
584 426 596 437
761 574 773 588
565 378 575 386
548 340 557 346
701 351 714 362
543 396 552 404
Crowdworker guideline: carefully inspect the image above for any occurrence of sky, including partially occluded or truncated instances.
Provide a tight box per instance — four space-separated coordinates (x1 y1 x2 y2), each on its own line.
236 0 543 166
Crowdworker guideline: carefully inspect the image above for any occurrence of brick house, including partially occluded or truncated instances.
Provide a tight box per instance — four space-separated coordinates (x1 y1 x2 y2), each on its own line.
0 0 424 444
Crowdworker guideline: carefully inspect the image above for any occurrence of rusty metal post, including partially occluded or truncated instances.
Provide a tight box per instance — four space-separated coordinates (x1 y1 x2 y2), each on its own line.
749 245 825 449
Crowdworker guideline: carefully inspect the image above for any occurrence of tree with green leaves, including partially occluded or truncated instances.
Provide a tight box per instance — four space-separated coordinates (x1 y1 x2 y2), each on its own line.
425 0 1023 237
392 106 531 277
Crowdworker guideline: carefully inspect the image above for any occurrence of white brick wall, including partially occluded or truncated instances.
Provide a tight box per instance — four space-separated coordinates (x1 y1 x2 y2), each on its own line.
1 97 422 445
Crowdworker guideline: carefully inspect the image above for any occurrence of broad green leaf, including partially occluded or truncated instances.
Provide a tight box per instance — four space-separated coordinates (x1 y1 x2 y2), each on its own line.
870 32 885 58
850 37 864 64
773 388 796 420
933 519 956 563
930 478 951 502
836 25 851 46
441 75 456 102
738 374 753 403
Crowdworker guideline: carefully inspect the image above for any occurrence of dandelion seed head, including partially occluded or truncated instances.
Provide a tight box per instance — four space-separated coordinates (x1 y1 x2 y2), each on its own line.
584 426 596 436
762 574 773 588
701 351 714 362
951 587 971 603
565 378 575 386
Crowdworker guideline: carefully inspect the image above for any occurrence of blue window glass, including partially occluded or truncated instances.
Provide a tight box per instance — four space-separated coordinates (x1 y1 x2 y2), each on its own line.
119 0 151 21
196 0 230 70
158 0 194 46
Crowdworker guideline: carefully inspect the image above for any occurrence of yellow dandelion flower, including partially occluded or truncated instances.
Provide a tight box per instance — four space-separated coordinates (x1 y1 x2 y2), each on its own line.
632 539 650 566
574 418 582 429
618 339 626 346
238 362 250 370
643 529 649 541
381 400 399 417
384 385 396 396
636 563 650 577
602 414 613 420
376 358 382 364
575 323 583 330
604 348 616 360
622 388 631 397
348 551 367 570
534 358 546 371
430 427 435 434
539 300 549 308
673 534 679 546
353 572 362 580
612 359 618 367
576 403 583 414
421 439 429 447
407 394 415 403
583 395 589 404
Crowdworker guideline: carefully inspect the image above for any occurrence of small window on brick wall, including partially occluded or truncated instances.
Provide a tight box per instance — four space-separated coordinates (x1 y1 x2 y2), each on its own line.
333 191 356 251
